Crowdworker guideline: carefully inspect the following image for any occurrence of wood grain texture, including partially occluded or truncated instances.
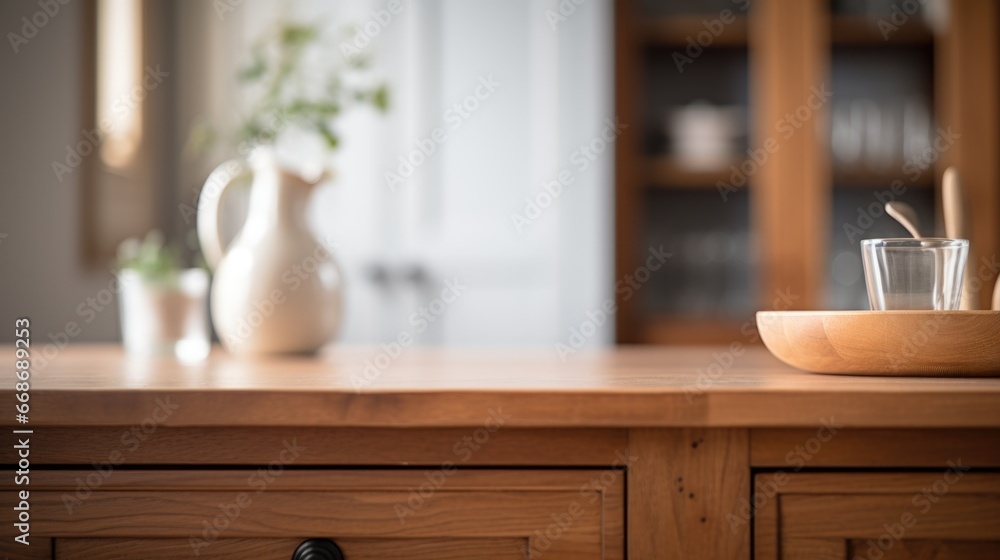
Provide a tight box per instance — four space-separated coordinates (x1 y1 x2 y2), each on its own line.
783 494 1000 539
4 469 605 491
5 345 1000 428
612 0 642 344
0 538 50 559
628 428 750 560
850 539 1000 560
756 473 1000 560
751 429 1000 467
757 310 1000 375
782 538 846 560
56 538 530 560
6 427 628 466
751 0 828 311
939 0 1000 311
6 470 623 560
774 472 1000 495
753 473 781 560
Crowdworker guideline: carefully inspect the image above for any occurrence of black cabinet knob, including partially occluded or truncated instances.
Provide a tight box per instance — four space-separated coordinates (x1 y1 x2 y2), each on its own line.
291 539 344 560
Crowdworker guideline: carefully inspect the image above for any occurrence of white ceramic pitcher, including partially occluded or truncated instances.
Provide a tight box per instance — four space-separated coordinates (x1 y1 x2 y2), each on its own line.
197 148 342 354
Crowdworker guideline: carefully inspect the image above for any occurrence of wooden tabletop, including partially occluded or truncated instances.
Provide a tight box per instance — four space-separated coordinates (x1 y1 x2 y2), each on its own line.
4 345 1000 428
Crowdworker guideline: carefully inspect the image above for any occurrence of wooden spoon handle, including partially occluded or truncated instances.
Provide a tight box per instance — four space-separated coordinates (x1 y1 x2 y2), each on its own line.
944 167 977 310
943 167 965 239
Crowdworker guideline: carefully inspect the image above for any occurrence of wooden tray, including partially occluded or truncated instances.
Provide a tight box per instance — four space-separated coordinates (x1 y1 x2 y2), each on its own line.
756 310 1000 376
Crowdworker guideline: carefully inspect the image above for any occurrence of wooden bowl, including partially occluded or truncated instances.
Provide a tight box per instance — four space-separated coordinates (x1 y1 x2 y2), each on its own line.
756 310 1000 376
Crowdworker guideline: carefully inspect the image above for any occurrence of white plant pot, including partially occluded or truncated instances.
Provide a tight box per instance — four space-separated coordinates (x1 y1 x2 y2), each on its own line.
119 268 211 363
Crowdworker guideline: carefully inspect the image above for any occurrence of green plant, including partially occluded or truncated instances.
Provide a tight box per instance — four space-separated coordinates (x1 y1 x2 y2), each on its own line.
116 230 184 283
233 20 388 151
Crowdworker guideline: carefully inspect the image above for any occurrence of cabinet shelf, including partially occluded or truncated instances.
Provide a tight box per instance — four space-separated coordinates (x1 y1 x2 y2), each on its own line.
832 165 934 189
641 16 747 47
645 157 744 189
831 15 934 46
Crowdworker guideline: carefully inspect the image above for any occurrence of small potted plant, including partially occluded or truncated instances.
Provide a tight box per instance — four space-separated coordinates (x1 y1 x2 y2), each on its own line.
117 231 210 362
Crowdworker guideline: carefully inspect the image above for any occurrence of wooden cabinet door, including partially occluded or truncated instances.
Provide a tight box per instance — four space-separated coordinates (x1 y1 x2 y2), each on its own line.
3 469 623 560
755 472 1000 560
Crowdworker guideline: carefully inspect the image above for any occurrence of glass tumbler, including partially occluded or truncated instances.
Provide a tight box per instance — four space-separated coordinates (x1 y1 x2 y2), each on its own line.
860 238 968 310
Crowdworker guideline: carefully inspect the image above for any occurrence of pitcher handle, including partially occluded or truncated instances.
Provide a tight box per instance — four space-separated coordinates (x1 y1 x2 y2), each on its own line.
197 159 250 270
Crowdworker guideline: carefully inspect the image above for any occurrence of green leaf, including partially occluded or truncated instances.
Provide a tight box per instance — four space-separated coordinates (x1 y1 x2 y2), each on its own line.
312 101 340 116
348 55 371 69
117 230 183 282
237 52 268 83
373 85 389 112
281 23 319 47
315 122 339 149
227 18 389 154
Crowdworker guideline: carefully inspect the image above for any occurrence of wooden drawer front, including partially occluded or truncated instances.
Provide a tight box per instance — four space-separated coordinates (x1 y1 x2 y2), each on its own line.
56 538 527 559
755 472 1000 560
7 469 623 560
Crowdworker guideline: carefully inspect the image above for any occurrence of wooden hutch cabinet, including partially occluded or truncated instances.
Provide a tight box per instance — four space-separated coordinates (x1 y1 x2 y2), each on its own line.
614 0 1000 344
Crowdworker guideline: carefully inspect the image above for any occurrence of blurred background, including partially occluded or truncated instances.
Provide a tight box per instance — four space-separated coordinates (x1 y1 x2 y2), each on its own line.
0 0 997 348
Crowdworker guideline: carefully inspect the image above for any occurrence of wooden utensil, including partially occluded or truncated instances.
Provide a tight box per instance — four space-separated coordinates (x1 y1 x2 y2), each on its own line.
943 167 977 309
885 201 923 238
757 310 1000 376
993 276 1000 310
